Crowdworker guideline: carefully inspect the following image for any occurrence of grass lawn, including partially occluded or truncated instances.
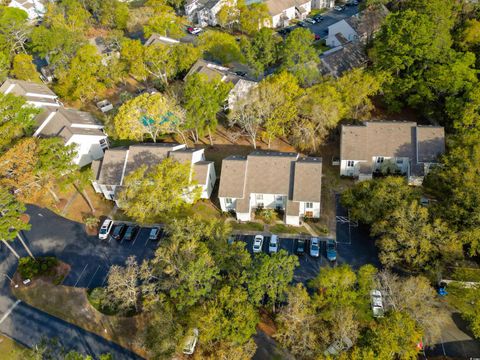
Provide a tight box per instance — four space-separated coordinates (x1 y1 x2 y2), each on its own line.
13 280 147 358
231 221 264 232
270 224 310 235
0 335 26 359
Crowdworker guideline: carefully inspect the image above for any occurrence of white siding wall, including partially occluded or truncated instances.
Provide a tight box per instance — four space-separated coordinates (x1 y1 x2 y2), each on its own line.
237 212 252 222
299 201 320 218
340 160 363 177
286 215 300 226
67 134 107 167
251 193 286 210
312 0 334 9
202 163 216 199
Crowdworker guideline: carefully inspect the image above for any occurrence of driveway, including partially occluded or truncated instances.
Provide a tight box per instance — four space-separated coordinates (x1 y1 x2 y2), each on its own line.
0 205 146 359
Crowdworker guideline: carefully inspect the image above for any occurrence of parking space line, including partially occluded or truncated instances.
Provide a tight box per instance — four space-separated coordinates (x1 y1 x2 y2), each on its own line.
0 300 21 325
130 229 142 247
86 265 101 289
74 264 89 287
101 269 110 287
143 236 150 248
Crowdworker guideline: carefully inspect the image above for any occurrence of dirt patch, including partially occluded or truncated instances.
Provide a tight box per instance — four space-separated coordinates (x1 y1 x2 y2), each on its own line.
12 281 148 358
13 260 70 288
257 310 277 337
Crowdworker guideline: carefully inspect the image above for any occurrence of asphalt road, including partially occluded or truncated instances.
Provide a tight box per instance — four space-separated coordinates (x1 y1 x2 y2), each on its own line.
0 205 145 359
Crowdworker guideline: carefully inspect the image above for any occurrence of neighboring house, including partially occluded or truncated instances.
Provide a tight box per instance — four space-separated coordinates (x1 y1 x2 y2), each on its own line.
34 108 108 167
340 122 445 185
319 41 368 78
89 37 120 66
326 5 389 47
311 0 334 9
185 0 233 27
0 78 60 108
9 0 46 21
91 143 216 204
0 79 107 167
185 59 257 110
218 151 322 226
265 0 311 28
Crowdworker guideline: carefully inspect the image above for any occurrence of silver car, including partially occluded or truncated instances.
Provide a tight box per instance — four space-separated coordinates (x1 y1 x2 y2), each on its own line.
310 237 320 257
253 235 264 253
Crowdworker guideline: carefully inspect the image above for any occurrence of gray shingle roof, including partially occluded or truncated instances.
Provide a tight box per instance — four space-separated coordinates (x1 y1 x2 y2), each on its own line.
319 42 368 78
218 156 248 198
292 157 322 203
0 79 56 98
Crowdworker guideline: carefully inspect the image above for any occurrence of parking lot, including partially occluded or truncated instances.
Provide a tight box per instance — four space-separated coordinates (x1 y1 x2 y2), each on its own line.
62 223 163 289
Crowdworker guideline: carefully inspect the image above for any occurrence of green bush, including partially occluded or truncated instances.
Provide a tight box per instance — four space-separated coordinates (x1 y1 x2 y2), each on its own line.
18 257 59 280
87 288 119 316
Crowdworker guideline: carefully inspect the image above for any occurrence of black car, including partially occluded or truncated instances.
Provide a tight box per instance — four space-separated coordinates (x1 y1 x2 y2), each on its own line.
295 239 306 255
235 71 247 77
110 224 126 240
297 21 307 28
123 225 139 241
313 14 324 22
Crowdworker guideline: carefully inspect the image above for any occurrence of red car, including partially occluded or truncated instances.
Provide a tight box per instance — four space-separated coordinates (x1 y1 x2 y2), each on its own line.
187 27 202 35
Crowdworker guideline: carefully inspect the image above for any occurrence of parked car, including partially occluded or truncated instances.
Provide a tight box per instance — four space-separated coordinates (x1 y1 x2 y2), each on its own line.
235 71 247 77
297 21 308 27
149 227 161 241
96 100 113 113
314 34 321 41
304 17 316 24
182 328 199 355
111 223 126 240
269 235 279 254
324 336 353 356
346 0 359 5
326 239 337 261
334 5 345 11
187 27 202 35
98 219 113 240
253 235 264 253
295 239 306 255
123 225 139 241
310 237 320 257
370 290 385 317
313 14 324 22
227 235 235 245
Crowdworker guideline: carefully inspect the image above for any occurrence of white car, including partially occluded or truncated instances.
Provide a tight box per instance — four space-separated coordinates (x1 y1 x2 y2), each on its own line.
370 290 385 317
310 237 320 257
187 27 202 35
253 235 264 253
334 5 344 11
182 328 199 355
269 235 278 254
98 219 114 240
304 18 316 24
96 99 113 113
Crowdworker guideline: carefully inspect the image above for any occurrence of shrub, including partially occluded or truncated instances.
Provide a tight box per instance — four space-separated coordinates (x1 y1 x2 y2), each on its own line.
18 257 59 280
87 288 119 316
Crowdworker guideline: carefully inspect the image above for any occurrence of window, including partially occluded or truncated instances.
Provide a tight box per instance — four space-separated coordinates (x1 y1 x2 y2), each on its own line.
256 194 263 201
376 157 384 164
396 159 404 165
225 198 233 205
276 195 283 202
305 202 313 209
347 160 355 167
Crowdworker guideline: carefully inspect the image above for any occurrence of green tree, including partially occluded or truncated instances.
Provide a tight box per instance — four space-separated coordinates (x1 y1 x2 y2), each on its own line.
241 28 280 76
280 28 319 85
120 38 148 81
56 44 106 102
183 72 232 145
85 0 129 30
0 7 30 54
144 42 200 85
118 158 201 223
143 0 184 38
113 92 186 142
341 177 419 225
372 201 461 269
198 30 244 64
217 1 239 31
0 51 9 82
247 250 299 312
11 53 40 82
0 93 39 152
198 285 259 345
238 0 270 35
152 218 220 309
362 311 423 359
0 186 31 258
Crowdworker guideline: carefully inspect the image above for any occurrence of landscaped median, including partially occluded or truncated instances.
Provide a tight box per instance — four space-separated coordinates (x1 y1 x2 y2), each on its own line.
11 257 148 358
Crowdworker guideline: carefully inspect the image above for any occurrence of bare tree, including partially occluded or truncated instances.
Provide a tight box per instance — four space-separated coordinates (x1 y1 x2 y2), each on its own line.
105 256 140 314
376 270 448 344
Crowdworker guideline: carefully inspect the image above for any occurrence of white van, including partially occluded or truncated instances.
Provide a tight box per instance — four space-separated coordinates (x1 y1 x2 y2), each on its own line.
98 219 113 240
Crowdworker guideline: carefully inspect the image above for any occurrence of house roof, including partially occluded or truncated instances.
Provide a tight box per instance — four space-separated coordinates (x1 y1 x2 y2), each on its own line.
218 156 248 198
340 122 445 174
193 161 212 184
0 78 57 98
265 0 309 16
94 143 211 186
35 107 105 142
319 41 368 78
219 151 323 204
292 157 322 203
344 4 389 39
145 33 180 46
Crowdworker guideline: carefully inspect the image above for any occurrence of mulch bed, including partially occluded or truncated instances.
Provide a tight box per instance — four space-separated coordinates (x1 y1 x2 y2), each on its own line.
12 261 71 288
